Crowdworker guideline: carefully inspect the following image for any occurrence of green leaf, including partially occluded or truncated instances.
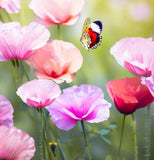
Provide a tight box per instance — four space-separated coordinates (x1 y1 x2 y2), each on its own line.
101 136 112 145
108 123 117 130
99 129 111 136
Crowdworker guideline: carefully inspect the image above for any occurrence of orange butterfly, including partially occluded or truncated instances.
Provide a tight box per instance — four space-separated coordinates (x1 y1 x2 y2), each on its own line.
80 17 103 51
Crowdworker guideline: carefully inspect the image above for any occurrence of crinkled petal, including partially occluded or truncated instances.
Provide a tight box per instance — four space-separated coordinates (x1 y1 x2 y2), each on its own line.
47 85 111 130
110 37 154 76
0 126 35 160
0 94 14 127
141 76 154 97
0 22 50 61
106 77 154 114
84 99 111 123
16 79 61 108
30 40 83 83
48 108 77 130
0 0 20 13
29 0 85 26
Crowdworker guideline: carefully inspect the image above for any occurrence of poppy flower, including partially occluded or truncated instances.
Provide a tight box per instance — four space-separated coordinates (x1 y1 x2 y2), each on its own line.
46 85 111 130
0 126 35 160
110 37 154 76
16 79 61 108
0 22 50 61
141 75 154 97
0 94 14 127
29 0 85 26
0 0 20 13
29 40 83 83
129 2 151 21
106 77 154 114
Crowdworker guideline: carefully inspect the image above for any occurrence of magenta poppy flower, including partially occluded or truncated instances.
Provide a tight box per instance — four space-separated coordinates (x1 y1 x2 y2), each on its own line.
16 79 61 108
29 40 83 83
141 76 154 97
0 94 14 127
106 77 154 115
46 85 111 130
110 37 154 76
29 0 85 26
0 126 35 160
0 0 20 13
0 22 50 61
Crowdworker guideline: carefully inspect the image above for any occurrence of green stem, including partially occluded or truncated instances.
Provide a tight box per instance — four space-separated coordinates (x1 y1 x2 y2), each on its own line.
19 60 31 81
20 0 26 26
39 108 45 159
146 105 151 160
57 25 63 40
49 120 67 160
132 114 138 160
118 114 126 159
4 9 12 22
42 109 53 159
13 59 20 86
0 10 5 22
81 120 91 160
57 139 67 160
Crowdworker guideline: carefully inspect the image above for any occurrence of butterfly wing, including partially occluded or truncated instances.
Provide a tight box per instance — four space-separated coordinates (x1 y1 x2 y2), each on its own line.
80 32 91 51
80 17 91 51
90 20 103 49
91 21 103 34
82 17 91 33
91 35 102 49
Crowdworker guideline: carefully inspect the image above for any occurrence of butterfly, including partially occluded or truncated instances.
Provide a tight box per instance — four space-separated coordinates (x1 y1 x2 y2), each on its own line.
80 17 103 51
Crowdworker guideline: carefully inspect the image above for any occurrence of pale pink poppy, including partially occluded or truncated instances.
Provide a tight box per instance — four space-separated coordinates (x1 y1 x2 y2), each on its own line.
29 0 85 26
29 40 83 83
0 0 20 13
46 85 111 130
129 2 151 21
0 22 50 61
110 37 154 76
0 94 14 127
141 76 154 97
16 79 61 108
0 126 35 160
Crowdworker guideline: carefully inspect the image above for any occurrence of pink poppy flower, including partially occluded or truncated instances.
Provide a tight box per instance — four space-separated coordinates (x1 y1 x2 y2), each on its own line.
0 0 20 13
0 94 14 127
29 40 83 83
0 126 35 160
110 37 154 76
129 2 151 21
29 0 85 26
141 76 154 97
0 22 50 61
106 77 154 115
16 79 61 108
46 85 111 130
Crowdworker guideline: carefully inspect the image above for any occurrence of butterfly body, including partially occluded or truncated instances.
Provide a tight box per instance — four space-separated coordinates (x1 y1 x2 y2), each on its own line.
80 17 103 51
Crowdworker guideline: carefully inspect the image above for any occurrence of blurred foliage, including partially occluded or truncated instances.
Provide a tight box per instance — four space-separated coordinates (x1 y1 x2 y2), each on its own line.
0 0 154 160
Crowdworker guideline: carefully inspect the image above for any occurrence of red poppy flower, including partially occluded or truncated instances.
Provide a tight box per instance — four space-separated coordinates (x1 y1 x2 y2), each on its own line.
106 77 154 114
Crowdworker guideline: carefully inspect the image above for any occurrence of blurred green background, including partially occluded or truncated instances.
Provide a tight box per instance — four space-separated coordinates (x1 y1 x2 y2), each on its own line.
0 0 154 159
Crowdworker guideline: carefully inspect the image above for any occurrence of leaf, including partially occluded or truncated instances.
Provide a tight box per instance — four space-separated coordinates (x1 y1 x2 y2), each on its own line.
108 123 117 130
99 129 111 136
101 136 112 145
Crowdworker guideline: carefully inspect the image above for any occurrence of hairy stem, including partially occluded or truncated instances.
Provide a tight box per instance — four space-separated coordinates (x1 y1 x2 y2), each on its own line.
81 120 91 160
57 25 63 40
132 114 138 160
20 60 31 81
118 114 126 159
146 105 151 160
